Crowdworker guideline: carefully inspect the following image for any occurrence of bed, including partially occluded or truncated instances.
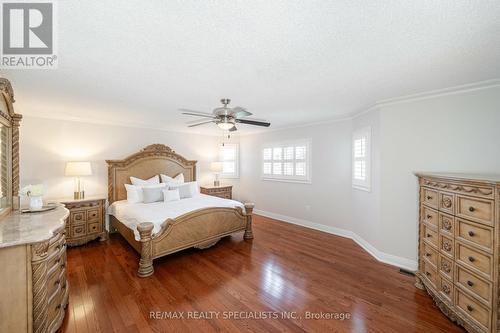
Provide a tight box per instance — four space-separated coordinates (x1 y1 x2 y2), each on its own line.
106 144 254 277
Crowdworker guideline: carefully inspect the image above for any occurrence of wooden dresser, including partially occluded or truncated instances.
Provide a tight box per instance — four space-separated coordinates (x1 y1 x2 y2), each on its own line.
57 197 107 246
0 206 70 333
416 173 500 333
200 185 232 199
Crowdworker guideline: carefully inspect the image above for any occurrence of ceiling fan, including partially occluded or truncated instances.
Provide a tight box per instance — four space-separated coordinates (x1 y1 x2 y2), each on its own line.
180 99 271 132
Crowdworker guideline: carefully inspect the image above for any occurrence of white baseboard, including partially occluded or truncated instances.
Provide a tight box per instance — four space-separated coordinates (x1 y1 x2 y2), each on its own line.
253 209 418 272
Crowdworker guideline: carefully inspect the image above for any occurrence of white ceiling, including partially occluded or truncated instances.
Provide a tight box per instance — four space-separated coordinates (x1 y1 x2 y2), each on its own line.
4 0 500 134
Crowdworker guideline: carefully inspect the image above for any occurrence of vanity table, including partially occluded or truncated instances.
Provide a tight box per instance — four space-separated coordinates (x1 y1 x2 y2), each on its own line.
0 206 70 333
0 78 70 333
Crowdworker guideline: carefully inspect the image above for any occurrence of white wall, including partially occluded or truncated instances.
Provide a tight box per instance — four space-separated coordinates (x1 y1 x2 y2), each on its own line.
240 84 500 271
239 120 353 232
378 85 500 261
20 116 221 201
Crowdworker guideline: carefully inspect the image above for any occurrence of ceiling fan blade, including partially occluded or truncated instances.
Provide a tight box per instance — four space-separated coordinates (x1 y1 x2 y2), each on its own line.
186 118 214 125
231 107 252 119
229 125 237 132
180 109 216 118
188 120 215 127
235 119 271 127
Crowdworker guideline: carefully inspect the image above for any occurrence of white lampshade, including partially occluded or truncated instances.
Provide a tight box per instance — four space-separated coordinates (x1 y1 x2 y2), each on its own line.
210 162 223 173
65 162 92 176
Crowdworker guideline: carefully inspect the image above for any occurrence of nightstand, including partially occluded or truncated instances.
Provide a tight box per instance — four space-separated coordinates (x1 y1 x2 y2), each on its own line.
200 185 232 199
55 197 107 246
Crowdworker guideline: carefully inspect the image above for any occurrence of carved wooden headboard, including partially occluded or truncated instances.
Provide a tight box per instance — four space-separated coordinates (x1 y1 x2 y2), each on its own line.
106 144 197 203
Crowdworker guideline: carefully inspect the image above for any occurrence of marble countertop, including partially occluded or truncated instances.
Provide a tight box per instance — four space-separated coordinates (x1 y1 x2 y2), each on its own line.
0 206 69 248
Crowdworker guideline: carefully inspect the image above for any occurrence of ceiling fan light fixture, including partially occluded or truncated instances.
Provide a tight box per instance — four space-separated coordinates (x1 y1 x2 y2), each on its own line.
217 120 235 130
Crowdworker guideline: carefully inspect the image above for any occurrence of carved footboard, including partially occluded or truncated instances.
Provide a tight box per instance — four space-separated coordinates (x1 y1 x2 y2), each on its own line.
136 203 254 277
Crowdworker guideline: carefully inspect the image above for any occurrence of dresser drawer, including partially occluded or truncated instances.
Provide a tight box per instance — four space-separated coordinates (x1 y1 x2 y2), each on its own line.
422 260 438 289
438 256 453 281
87 221 102 235
439 234 454 258
438 213 454 236
456 218 493 253
422 242 438 267
422 188 439 208
457 196 494 226
70 210 87 225
438 276 453 304
87 208 100 222
71 224 86 238
438 192 455 214
422 224 438 248
456 242 493 280
421 206 438 228
456 264 492 306
455 288 491 331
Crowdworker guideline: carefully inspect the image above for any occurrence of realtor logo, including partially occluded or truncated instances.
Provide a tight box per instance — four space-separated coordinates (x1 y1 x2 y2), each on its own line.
1 0 57 69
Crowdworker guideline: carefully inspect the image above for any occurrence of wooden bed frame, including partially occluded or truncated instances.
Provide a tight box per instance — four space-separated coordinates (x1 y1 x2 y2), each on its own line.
106 144 254 277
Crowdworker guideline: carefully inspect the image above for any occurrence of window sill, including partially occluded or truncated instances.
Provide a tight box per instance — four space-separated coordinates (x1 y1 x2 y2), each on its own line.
261 177 311 184
352 185 371 192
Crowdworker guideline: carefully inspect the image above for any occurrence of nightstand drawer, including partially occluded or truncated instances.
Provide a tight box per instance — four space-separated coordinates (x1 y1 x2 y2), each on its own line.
87 221 102 235
71 224 86 238
70 211 86 224
87 208 100 222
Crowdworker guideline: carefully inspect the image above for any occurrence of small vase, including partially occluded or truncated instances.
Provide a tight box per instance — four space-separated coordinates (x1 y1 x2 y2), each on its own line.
29 196 43 211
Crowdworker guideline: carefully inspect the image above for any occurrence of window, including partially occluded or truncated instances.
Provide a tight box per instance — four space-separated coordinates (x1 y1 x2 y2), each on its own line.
219 143 239 178
262 139 311 183
352 126 371 191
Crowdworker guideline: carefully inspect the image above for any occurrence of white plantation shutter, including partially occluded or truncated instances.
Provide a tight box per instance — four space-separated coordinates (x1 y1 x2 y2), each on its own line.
352 127 371 191
262 140 311 183
219 143 239 178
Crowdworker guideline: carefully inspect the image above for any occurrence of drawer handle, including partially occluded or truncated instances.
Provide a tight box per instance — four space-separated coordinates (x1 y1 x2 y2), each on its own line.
56 304 61 310
76 215 81 220
54 279 60 286
468 231 475 237
56 259 60 264
426 195 433 200
444 222 451 230
469 206 475 212
467 280 474 287
426 214 432 219
425 272 431 277
425 253 432 257
467 305 474 312
468 256 476 263
426 233 432 238
61 264 65 269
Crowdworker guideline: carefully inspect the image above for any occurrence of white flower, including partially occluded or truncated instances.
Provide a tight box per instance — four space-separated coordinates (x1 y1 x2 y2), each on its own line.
20 184 44 197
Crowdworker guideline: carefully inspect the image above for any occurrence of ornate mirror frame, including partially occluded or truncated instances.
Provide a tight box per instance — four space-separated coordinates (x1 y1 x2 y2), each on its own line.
0 78 22 216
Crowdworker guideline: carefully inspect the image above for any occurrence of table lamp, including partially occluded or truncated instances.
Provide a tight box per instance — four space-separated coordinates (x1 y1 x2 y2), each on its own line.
65 161 92 199
210 161 223 187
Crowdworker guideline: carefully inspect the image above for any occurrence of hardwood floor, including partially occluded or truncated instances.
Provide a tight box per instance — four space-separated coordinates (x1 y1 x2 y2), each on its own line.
60 215 465 333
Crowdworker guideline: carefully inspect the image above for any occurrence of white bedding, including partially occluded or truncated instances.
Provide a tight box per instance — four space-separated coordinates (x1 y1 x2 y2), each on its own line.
107 194 245 240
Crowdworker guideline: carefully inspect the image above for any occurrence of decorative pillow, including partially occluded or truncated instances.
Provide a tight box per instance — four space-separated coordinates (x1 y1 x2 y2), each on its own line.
160 173 184 185
142 184 167 203
125 184 143 204
169 181 199 199
162 188 181 202
130 175 159 186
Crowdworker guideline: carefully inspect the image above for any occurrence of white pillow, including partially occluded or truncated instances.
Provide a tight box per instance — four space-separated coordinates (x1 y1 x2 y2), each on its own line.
125 183 166 203
169 181 199 199
163 189 181 202
142 185 167 203
160 173 184 185
130 175 159 186
125 184 143 204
